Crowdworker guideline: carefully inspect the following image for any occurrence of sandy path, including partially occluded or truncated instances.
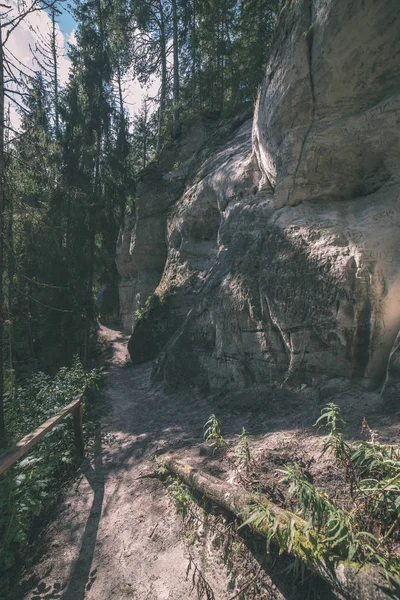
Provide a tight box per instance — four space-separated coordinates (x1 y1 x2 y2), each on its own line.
15 325 397 600
18 325 222 600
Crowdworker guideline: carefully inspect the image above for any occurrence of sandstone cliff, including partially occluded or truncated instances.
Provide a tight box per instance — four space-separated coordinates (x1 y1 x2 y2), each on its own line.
116 0 400 405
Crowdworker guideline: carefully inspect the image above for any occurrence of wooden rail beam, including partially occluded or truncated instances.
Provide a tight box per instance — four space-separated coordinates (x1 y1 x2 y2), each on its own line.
0 393 85 476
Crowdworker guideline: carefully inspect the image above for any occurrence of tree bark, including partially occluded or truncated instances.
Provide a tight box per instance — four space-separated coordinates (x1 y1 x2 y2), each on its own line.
116 62 126 139
6 166 14 372
0 23 5 447
156 1 167 155
172 0 180 139
191 0 197 111
142 99 148 169
164 458 394 600
50 7 60 138
84 0 104 362
116 61 128 220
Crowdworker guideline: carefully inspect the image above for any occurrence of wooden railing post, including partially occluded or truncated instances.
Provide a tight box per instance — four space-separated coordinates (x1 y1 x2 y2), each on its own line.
72 403 85 463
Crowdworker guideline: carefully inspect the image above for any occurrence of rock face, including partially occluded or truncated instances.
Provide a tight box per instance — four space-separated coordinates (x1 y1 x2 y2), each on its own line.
117 0 400 404
116 120 211 332
253 0 400 209
381 332 400 408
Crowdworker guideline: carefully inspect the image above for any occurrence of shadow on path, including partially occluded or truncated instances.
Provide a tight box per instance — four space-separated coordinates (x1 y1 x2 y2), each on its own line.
61 423 104 600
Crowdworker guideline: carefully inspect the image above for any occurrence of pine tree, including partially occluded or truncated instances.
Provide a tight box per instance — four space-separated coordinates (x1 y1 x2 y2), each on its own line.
132 97 155 171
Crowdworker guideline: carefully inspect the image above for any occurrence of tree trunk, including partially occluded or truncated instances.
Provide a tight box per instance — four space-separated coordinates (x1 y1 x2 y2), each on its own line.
116 62 128 221
172 0 180 139
156 1 167 155
116 62 126 138
84 218 95 364
51 7 60 138
143 99 148 169
27 282 36 361
3 102 13 374
191 0 197 111
84 127 100 363
0 23 5 447
84 0 104 362
164 458 393 600
6 174 14 372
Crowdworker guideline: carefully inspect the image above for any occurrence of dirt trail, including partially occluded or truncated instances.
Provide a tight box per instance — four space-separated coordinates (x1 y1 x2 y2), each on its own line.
15 325 399 600
17 325 242 600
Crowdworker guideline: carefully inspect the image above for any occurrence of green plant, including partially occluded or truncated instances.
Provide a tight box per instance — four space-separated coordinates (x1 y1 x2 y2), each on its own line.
314 403 353 483
167 478 196 518
240 501 299 556
0 359 100 594
287 405 399 584
203 414 226 453
303 24 314 39
238 404 400 591
315 404 399 526
279 464 364 561
235 427 251 468
134 293 161 322
154 456 168 476
185 526 198 546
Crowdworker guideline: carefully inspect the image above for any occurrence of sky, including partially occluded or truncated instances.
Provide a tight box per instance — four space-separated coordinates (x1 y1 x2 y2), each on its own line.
6 0 158 130
57 4 76 37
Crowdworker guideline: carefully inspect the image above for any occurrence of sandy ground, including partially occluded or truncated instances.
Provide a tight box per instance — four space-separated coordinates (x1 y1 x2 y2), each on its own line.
12 325 400 600
14 326 242 600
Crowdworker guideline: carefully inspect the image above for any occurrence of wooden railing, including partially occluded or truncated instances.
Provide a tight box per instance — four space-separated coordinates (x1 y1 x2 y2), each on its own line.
0 392 85 476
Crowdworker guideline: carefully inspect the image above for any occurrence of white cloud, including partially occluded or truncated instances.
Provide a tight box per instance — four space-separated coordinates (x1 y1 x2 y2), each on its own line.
5 0 71 130
4 2 155 132
121 75 160 123
67 28 76 48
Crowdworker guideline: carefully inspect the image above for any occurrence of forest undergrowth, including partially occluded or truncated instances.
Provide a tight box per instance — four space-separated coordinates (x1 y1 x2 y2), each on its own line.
0 358 101 597
163 404 400 599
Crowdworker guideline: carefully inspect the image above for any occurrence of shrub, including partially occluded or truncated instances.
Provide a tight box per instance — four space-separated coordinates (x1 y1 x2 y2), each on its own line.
0 358 100 593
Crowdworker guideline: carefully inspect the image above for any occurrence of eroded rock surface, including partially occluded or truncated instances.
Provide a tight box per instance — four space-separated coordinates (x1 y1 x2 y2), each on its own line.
116 120 212 332
382 332 400 408
117 0 400 403
254 0 400 208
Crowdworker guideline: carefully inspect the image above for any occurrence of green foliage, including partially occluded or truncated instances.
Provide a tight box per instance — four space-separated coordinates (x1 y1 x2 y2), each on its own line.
132 0 280 139
0 360 100 593
314 402 353 480
351 439 400 478
203 414 226 453
131 98 157 171
279 465 368 562
5 356 98 442
235 427 252 468
167 477 196 518
241 404 400 591
240 502 300 557
303 24 314 39
154 456 168 476
1 0 281 401
134 294 162 322
314 402 346 436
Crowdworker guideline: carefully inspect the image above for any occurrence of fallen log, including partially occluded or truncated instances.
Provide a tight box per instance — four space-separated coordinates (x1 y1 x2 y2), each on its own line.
163 458 396 600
